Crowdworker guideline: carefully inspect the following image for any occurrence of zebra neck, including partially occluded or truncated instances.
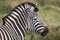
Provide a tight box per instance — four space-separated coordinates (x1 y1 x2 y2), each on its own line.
2 22 24 40
2 4 29 37
2 11 27 37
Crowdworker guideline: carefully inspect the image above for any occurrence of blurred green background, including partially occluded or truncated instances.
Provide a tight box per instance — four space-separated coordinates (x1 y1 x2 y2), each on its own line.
0 0 60 40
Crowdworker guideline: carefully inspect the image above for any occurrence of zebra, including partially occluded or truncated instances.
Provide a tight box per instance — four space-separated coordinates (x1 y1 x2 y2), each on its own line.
0 2 49 40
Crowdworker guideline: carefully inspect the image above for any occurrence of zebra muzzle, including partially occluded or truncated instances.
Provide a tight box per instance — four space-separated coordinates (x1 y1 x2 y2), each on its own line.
40 27 49 36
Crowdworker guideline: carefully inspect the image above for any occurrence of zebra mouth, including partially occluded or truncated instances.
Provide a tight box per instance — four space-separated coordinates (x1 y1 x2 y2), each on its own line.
37 26 49 36
40 27 49 36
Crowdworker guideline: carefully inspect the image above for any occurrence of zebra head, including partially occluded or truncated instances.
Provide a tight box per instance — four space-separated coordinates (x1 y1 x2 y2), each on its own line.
33 16 49 36
24 2 49 36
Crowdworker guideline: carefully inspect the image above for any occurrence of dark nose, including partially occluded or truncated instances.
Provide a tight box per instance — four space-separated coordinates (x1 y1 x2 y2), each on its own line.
40 27 49 36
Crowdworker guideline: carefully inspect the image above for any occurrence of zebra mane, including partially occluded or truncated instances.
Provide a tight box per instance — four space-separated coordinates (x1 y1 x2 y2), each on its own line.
2 2 38 25
21 2 38 12
14 2 38 12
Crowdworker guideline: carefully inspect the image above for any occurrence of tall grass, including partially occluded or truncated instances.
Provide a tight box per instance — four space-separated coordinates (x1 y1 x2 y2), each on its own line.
0 0 60 40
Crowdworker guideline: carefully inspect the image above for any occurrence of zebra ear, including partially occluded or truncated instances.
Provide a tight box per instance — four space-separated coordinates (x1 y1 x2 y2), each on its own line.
34 7 39 12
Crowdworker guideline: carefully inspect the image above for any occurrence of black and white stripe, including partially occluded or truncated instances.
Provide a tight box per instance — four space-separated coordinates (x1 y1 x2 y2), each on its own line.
0 2 49 40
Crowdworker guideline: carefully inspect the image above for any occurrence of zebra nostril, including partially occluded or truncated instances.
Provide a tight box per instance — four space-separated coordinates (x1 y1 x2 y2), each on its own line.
45 27 49 33
40 27 49 36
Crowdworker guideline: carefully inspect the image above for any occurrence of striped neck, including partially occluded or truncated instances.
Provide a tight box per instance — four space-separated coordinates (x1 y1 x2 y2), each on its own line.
2 4 29 39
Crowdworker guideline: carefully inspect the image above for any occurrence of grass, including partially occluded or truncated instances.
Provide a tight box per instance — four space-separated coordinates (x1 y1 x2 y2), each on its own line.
0 0 60 40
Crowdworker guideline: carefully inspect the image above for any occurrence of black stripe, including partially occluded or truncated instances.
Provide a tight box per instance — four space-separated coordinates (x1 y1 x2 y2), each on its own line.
2 25 13 40
19 6 27 23
4 28 10 40
5 19 19 40
17 5 27 26
12 13 26 33
5 21 18 40
35 26 43 32
19 4 25 8
7 16 22 40
13 9 26 27
16 7 27 26
17 6 27 23
34 23 40 27
13 9 26 31
5 19 12 28
36 29 43 33
0 33 2 40
24 9 28 18
9 14 25 37
20 5 24 10
0 28 6 40
33 21 39 26
1 27 9 40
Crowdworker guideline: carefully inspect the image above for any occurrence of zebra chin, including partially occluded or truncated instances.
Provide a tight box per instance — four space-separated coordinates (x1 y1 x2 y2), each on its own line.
37 26 49 36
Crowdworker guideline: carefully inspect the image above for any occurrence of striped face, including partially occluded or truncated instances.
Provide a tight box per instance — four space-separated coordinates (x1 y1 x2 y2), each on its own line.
26 7 49 36
24 2 49 36
25 6 38 18
26 6 39 31
32 15 49 36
